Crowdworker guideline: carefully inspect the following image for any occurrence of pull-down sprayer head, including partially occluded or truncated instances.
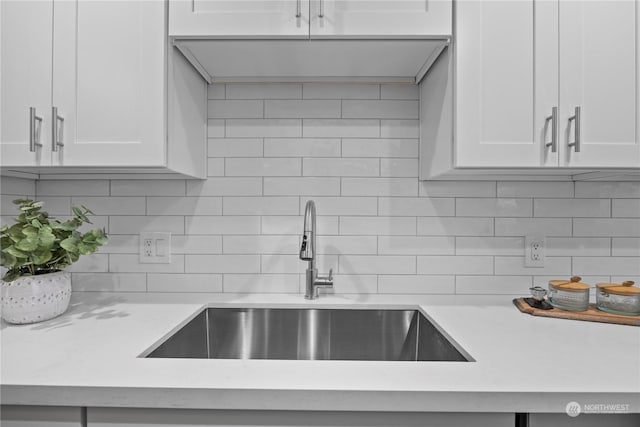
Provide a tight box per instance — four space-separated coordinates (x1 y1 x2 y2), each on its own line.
300 200 316 261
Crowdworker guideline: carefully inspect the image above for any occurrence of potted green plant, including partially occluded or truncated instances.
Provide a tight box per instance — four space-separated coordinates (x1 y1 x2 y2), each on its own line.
1 199 107 324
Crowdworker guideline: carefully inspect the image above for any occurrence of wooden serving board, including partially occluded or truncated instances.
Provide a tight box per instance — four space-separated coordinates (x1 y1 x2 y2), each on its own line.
513 298 640 327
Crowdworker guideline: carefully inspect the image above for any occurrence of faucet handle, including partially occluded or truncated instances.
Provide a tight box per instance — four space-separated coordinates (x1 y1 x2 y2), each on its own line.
328 268 333 280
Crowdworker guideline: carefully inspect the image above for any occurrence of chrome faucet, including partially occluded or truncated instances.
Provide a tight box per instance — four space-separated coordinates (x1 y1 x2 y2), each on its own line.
300 200 333 299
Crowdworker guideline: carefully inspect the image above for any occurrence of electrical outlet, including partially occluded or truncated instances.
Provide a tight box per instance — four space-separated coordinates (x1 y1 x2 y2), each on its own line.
525 235 545 267
140 232 171 264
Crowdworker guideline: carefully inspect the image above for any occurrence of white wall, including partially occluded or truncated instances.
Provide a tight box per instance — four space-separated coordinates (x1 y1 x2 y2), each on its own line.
1 83 639 295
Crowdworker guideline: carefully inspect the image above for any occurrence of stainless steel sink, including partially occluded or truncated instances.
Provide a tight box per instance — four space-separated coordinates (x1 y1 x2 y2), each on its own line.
143 307 471 362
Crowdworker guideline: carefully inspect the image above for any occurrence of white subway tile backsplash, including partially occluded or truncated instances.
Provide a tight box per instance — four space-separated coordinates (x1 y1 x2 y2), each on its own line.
380 159 419 178
574 218 640 237
146 197 222 216
534 199 610 217
26 196 70 215
207 119 225 137
573 257 640 276
546 237 611 257
110 254 185 273
456 198 532 217
223 197 299 215
110 216 184 235
494 256 571 276
378 275 455 294
227 119 301 138
36 180 109 196
341 178 417 197
497 182 574 198
173 235 222 254
418 217 494 236
185 255 260 273
148 273 223 293
455 237 524 256
300 197 378 216
226 83 302 99
72 273 146 292
342 100 419 119
111 180 186 196
378 197 455 217
185 216 260 235
187 178 262 196
4 83 630 297
339 255 416 275
417 256 493 275
303 84 379 99
72 196 145 215
303 158 380 177
342 138 418 158
208 138 264 158
419 181 497 198
264 138 341 157
303 119 379 138
316 236 377 255
264 177 340 196
224 274 299 293
612 199 640 217
265 100 341 118
261 215 339 235
378 236 455 255
207 84 225 99
612 238 640 256
2 176 35 196
380 85 419 100
207 158 225 176
380 120 419 138
208 100 263 118
494 218 572 237
575 182 640 198
455 276 532 295
340 217 416 235
223 235 299 254
225 158 301 176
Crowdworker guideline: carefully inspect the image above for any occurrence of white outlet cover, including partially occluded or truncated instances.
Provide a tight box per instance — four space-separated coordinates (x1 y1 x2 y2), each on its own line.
139 232 171 264
524 235 545 268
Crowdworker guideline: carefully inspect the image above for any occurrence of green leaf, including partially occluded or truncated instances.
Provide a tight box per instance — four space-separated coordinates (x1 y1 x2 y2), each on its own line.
0 251 17 269
30 250 52 266
4 246 28 259
15 236 39 252
60 236 80 253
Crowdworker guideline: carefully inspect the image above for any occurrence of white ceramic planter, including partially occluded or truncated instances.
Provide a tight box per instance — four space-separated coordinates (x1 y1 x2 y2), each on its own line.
1 271 72 324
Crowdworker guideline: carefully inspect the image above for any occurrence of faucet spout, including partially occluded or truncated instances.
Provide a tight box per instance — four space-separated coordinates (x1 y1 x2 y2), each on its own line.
300 200 333 299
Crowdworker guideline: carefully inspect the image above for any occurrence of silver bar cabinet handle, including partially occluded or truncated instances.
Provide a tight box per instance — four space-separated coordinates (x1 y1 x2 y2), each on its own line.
568 106 581 153
545 106 558 153
51 106 65 152
319 0 324 18
29 107 43 152
296 0 301 17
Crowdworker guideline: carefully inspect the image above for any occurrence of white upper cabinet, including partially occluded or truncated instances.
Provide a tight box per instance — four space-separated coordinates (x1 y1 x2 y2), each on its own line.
53 0 166 167
169 0 451 37
0 0 54 167
421 0 640 179
455 0 559 168
309 0 452 37
559 0 640 168
1 0 206 178
169 0 310 37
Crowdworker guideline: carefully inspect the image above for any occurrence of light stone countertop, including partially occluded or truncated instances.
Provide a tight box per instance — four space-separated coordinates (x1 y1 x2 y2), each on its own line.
1 292 639 413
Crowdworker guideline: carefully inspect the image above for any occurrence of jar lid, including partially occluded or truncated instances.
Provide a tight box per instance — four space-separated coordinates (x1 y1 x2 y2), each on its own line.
596 281 639 296
549 276 590 291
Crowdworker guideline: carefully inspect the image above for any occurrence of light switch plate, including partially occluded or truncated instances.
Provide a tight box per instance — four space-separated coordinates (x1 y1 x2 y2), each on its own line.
139 232 171 264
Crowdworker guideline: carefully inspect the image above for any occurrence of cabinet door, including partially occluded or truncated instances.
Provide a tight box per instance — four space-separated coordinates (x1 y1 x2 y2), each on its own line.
559 0 640 167
169 0 310 37
0 0 53 167
53 0 165 167
310 0 451 37
455 0 559 168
